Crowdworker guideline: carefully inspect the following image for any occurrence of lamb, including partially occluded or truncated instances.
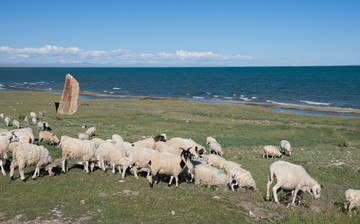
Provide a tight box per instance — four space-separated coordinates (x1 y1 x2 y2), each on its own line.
166 137 206 158
39 131 60 145
85 127 97 137
280 140 291 156
96 142 133 178
45 158 63 175
263 145 282 159
78 132 90 140
60 136 96 173
266 161 322 206
10 143 53 181
206 154 227 170
344 189 360 213
24 116 29 126
8 128 35 150
12 120 20 129
32 117 37 125
4 117 10 126
132 134 167 149
0 131 19 175
147 147 192 187
193 163 238 191
228 166 257 190
37 121 51 131
91 137 105 147
206 137 224 156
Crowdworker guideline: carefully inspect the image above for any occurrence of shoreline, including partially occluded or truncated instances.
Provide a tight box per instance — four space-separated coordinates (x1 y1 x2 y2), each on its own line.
1 83 360 115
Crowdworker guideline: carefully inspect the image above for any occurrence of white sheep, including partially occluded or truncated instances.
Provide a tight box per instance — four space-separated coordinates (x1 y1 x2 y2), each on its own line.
24 116 29 126
280 140 291 156
96 142 133 178
206 137 224 156
8 128 35 151
31 117 37 125
115 141 133 156
85 127 97 137
344 189 360 213
37 121 51 131
10 143 53 180
0 113 4 119
39 131 60 145
193 163 238 191
166 137 206 158
60 136 96 173
132 134 167 149
127 147 158 179
206 154 227 170
12 120 20 129
266 161 322 206
228 166 257 190
91 137 105 147
222 160 242 174
30 112 37 119
263 145 282 159
4 117 10 126
153 141 199 159
0 131 19 175
147 148 192 188
78 132 90 140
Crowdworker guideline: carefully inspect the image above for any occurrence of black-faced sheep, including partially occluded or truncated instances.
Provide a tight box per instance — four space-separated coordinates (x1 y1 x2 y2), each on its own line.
166 137 206 158
132 134 167 149
85 127 97 137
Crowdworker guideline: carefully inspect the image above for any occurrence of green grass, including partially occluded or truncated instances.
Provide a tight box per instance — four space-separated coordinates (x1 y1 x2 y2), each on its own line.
0 91 360 223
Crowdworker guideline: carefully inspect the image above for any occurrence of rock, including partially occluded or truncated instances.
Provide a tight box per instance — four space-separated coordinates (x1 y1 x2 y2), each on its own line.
98 192 109 197
249 211 255 218
57 74 79 115
80 200 86 205
213 196 221 199
15 214 25 219
119 180 125 183
171 211 175 216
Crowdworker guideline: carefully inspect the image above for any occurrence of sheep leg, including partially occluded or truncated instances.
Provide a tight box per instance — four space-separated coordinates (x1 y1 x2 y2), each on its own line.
290 187 300 206
10 161 17 179
147 174 153 187
90 162 95 172
132 166 139 179
84 161 89 173
62 158 67 173
19 164 25 181
101 160 106 172
272 182 284 203
121 166 127 179
348 203 355 213
168 176 174 186
175 176 179 188
266 178 273 201
112 164 116 174
32 167 39 179
0 160 6 175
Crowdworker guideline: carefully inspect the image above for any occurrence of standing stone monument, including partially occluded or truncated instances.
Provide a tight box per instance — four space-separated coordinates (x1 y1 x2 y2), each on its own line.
57 74 79 115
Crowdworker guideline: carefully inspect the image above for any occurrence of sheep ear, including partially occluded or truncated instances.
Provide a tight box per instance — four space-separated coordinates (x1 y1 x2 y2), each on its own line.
320 184 324 189
51 133 55 136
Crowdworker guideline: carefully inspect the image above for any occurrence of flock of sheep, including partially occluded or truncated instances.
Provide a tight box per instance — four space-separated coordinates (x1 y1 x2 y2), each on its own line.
0 111 359 213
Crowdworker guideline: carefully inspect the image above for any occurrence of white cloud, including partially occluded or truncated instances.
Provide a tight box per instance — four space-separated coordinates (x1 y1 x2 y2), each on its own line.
0 45 256 66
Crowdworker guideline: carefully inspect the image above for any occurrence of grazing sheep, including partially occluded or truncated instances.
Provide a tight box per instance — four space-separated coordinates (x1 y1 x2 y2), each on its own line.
263 145 282 159
280 140 291 156
193 163 238 191
4 117 10 126
12 120 20 129
78 132 90 140
0 113 4 119
30 112 37 119
344 189 360 213
132 134 167 149
10 143 53 181
0 131 19 175
166 137 206 158
8 128 35 150
91 137 105 147
96 142 133 178
60 136 96 173
153 141 199 160
206 137 224 156
206 154 227 170
32 117 37 125
228 167 257 190
37 121 51 131
147 148 192 188
127 147 158 179
39 131 60 145
45 158 63 176
266 161 322 206
24 116 29 126
85 127 97 137
222 160 242 174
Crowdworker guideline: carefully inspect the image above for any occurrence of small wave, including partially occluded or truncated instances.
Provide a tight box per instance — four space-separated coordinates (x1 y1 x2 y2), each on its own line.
192 96 205 99
213 95 220 98
251 96 258 99
103 90 108 93
224 97 233 100
300 100 331 106
266 100 295 106
110 91 114 94
240 97 251 101
113 87 121 90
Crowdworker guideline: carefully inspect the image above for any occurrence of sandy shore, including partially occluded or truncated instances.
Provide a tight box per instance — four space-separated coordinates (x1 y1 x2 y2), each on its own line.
2 83 360 115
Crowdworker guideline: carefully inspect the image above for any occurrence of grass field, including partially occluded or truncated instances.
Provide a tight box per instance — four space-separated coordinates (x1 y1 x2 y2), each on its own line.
0 90 359 223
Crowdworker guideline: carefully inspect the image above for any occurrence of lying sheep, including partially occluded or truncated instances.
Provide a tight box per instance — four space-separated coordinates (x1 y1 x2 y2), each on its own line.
85 127 96 137
10 143 53 180
193 163 238 191
4 117 10 126
147 148 192 187
8 128 35 150
222 160 242 174
24 116 29 126
12 120 20 129
266 161 322 206
60 136 96 173
97 142 133 178
263 145 282 159
206 137 224 156
39 131 60 145
280 140 291 156
37 121 51 131
166 137 206 158
78 132 89 140
206 154 227 170
132 134 167 149
0 131 19 175
344 189 360 213
228 166 256 189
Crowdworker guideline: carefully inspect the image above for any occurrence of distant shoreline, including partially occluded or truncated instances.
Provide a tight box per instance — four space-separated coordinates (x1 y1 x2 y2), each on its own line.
1 83 360 115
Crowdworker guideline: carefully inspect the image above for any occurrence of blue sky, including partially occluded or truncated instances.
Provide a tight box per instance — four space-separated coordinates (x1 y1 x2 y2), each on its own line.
0 0 359 66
